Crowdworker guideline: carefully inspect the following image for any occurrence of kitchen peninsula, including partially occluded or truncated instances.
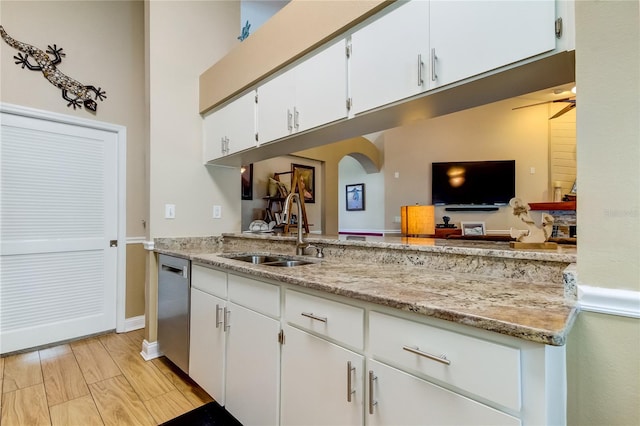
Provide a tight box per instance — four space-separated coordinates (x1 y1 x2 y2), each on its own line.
155 233 577 425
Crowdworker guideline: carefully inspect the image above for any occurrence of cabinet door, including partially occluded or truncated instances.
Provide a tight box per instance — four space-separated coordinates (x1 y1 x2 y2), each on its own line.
188 288 226 404
350 0 429 115
295 38 348 132
257 68 296 144
202 90 256 161
225 302 280 426
367 360 520 426
202 104 228 162
226 90 257 156
430 0 556 87
281 325 364 426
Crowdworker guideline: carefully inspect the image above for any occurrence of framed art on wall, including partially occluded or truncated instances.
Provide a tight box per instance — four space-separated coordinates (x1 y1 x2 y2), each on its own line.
346 183 365 211
241 164 253 200
291 163 315 203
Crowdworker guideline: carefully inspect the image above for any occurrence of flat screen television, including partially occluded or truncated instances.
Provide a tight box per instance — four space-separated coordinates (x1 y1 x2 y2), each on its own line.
431 160 515 206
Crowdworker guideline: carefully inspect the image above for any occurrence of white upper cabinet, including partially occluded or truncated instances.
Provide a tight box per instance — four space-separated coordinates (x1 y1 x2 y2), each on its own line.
202 90 256 162
257 38 348 144
256 69 296 144
430 0 557 88
350 1 430 115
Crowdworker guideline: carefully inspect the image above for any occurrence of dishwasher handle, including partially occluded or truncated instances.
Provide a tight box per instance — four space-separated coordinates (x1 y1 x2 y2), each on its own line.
161 264 188 278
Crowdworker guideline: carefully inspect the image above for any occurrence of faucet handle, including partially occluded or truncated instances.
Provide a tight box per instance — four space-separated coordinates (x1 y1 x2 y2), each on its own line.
305 244 324 258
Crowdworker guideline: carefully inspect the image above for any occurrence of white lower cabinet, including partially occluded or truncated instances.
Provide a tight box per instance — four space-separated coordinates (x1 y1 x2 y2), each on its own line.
225 301 280 426
189 266 280 425
366 359 520 426
188 265 566 425
189 266 227 404
281 324 364 426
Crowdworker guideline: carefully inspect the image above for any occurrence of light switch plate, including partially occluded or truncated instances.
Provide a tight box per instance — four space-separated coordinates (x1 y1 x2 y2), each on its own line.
165 204 175 219
213 205 222 219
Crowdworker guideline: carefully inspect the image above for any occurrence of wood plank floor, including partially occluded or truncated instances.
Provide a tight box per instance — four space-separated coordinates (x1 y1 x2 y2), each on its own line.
0 329 213 425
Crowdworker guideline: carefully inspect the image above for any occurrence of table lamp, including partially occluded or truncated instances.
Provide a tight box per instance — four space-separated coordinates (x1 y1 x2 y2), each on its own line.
401 205 435 237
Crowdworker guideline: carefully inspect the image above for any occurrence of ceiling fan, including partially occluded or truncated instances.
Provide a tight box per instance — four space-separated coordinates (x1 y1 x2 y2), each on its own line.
512 97 576 119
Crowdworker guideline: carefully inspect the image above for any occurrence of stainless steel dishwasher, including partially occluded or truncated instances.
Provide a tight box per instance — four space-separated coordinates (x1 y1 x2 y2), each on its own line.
157 254 190 373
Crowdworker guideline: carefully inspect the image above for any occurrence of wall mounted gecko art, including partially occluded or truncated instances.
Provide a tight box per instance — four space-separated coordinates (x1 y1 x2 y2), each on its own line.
0 26 106 112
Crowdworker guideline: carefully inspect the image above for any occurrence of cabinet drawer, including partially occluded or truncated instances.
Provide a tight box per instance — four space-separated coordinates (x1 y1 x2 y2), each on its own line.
191 265 227 298
369 311 521 411
285 289 364 349
228 274 280 318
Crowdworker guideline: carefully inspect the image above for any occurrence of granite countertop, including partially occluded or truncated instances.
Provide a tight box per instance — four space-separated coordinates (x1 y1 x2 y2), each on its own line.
155 234 577 346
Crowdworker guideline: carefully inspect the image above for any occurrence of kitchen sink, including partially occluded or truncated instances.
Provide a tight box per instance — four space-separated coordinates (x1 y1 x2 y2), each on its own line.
227 255 285 264
263 260 314 267
224 254 316 267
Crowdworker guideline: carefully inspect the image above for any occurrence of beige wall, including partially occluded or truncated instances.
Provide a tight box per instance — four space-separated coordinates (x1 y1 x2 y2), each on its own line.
382 96 552 232
296 137 381 235
568 1 640 424
145 0 240 341
147 0 240 240
0 0 147 320
126 243 146 318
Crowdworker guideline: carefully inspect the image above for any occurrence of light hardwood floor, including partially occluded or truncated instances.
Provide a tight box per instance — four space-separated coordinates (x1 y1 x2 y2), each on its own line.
0 329 213 425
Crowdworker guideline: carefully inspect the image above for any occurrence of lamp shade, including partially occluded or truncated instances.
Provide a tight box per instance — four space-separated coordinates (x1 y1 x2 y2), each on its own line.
401 205 435 236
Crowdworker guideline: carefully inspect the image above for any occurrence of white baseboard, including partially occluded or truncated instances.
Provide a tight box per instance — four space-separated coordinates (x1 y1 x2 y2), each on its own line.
578 285 640 318
140 339 162 361
123 315 145 332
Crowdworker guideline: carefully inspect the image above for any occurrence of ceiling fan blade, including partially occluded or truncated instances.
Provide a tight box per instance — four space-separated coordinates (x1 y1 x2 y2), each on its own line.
549 103 576 119
512 97 575 111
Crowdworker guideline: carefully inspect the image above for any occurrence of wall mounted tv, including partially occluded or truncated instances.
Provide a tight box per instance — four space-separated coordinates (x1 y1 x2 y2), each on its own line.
431 160 515 207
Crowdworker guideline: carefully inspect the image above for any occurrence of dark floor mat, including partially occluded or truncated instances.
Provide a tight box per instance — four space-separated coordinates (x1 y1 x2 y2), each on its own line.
160 401 243 426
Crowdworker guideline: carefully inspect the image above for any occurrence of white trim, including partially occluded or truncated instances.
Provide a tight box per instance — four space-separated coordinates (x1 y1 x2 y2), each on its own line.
578 285 640 318
1 103 128 334
126 237 147 245
143 240 155 251
123 315 145 332
140 339 162 361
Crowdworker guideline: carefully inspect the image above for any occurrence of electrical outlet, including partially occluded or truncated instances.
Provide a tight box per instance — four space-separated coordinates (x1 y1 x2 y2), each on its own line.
530 167 536 174
394 216 401 223
213 205 222 219
165 204 175 219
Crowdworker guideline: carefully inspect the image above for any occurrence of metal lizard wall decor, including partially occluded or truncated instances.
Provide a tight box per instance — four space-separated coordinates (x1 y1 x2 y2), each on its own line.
0 25 106 112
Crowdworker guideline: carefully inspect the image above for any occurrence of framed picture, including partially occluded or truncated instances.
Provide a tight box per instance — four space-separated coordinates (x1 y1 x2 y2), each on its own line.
461 221 486 236
241 164 253 200
291 163 315 203
346 183 365 211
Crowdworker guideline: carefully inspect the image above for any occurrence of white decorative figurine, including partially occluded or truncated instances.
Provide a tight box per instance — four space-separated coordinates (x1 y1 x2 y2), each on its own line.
509 197 555 245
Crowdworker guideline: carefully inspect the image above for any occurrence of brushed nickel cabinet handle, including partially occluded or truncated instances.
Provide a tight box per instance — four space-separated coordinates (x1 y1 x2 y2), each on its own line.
223 306 231 331
368 370 377 415
347 361 356 402
431 48 438 82
418 54 424 86
215 304 223 328
402 345 451 365
287 109 293 131
301 312 327 323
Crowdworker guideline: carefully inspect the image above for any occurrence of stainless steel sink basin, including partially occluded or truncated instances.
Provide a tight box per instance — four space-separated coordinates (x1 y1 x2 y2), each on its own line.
224 254 316 267
227 255 285 264
264 260 314 267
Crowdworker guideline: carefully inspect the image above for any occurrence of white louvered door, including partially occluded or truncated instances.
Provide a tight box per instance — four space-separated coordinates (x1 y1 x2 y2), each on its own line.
1 111 119 354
